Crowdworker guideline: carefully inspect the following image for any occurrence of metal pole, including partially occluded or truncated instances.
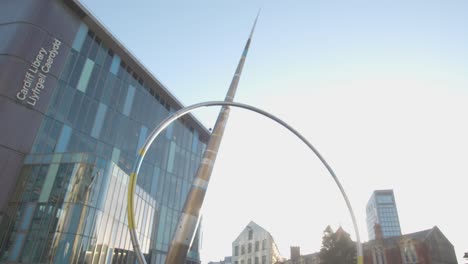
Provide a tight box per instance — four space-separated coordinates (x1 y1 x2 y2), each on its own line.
127 101 363 264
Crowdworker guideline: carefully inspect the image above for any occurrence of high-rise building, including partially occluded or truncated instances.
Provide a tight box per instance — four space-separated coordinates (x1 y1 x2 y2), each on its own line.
231 221 284 264
0 0 210 263
366 190 402 240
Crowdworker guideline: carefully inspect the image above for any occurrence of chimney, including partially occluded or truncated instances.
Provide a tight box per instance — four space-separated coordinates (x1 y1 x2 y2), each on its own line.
290 246 300 261
374 223 383 240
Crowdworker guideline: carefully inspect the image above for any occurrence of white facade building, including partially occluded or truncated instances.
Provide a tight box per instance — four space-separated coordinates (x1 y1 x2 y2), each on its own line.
232 221 284 264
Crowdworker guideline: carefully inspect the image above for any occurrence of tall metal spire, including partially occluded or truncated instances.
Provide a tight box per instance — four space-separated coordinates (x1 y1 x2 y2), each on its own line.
165 11 260 264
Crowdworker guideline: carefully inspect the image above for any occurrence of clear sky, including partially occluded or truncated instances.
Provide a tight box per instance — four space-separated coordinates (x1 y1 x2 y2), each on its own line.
80 0 468 262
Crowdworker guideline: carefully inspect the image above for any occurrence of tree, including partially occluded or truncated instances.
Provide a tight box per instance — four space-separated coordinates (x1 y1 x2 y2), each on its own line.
319 225 356 264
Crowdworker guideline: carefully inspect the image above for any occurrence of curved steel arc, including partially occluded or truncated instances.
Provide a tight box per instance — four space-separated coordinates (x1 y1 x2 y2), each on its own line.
127 101 363 264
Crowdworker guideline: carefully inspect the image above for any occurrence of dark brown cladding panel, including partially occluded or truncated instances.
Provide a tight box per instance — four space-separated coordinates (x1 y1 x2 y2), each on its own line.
0 23 71 80
0 23 48 63
0 0 81 214
0 96 43 155
4 54 61 111
0 147 24 210
0 0 81 45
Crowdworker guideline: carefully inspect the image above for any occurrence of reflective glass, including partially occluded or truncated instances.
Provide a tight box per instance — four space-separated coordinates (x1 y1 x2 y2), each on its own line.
110 55 121 75
123 85 135 116
77 59 94 93
4 22 209 263
72 23 88 51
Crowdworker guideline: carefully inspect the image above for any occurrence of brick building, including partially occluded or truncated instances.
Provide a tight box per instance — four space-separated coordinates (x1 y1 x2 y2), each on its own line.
363 225 458 264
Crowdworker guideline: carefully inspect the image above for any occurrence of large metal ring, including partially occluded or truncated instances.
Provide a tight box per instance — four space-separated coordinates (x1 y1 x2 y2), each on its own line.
127 101 363 264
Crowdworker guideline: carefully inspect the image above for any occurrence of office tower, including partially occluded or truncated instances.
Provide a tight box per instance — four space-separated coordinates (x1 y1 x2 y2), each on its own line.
0 1 209 263
366 190 402 240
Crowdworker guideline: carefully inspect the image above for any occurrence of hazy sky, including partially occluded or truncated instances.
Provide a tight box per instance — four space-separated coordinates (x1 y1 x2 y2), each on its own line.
80 1 468 262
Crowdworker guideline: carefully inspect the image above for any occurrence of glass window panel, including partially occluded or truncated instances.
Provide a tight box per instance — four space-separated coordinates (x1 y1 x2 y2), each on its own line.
102 49 113 71
136 126 148 155
76 97 91 132
7 233 25 261
101 73 115 105
109 77 121 107
116 80 128 113
19 203 36 231
93 70 107 101
55 124 72 153
38 164 59 202
88 36 100 60
52 233 75 263
85 64 101 98
54 85 74 123
74 236 90 264
47 80 65 117
123 85 135 116
72 23 88 51
110 55 121 75
91 103 107 139
60 50 79 82
191 130 199 153
80 31 94 56
66 91 83 125
77 59 95 93
140 203 148 239
103 176 117 214
85 100 99 134
167 142 176 173
117 61 125 79
61 203 84 234
68 54 86 88
150 166 160 198
95 43 107 66
30 165 48 200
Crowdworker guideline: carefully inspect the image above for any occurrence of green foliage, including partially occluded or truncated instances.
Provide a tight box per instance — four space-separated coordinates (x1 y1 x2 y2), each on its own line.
319 226 356 264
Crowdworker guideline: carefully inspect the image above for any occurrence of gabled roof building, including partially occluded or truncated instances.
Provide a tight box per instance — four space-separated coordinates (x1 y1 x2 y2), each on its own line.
232 221 284 264
363 226 458 264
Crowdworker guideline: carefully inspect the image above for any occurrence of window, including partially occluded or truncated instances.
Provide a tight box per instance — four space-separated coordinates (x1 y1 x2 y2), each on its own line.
255 257 259 264
372 246 386 264
235 246 239 256
262 256 266 264
248 243 252 253
255 241 259 252
241 245 245 255
262 239 266 250
247 258 252 264
248 229 253 240
401 240 418 264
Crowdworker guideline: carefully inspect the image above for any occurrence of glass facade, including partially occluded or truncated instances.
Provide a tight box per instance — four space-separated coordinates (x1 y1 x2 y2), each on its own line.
0 17 207 264
366 190 402 240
